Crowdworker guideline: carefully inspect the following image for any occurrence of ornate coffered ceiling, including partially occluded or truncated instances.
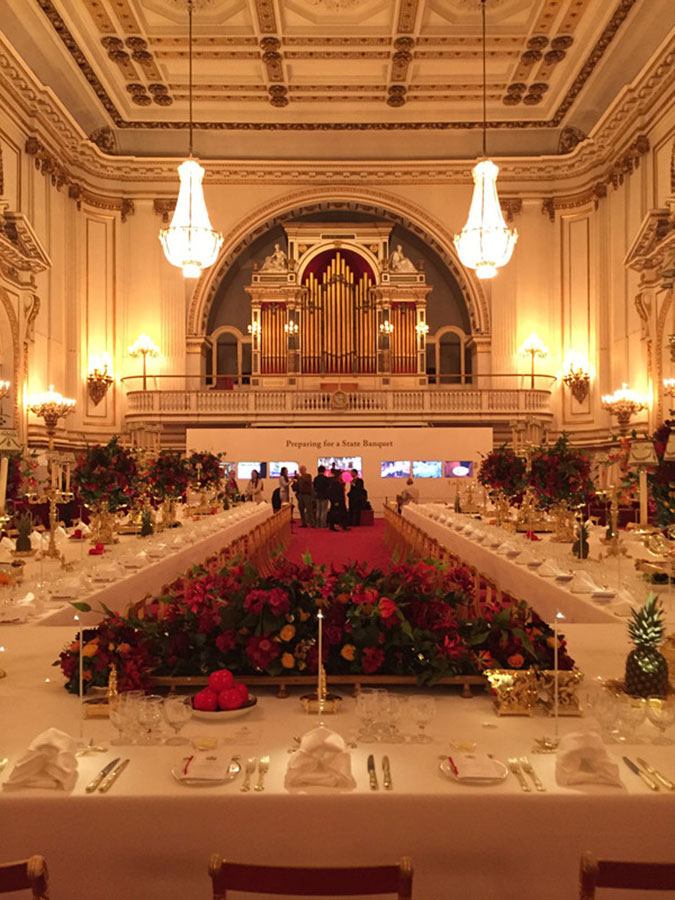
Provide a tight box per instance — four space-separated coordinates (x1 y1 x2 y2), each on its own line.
1 0 672 158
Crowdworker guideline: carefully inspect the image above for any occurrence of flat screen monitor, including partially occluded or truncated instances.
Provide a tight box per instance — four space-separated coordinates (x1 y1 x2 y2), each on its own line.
412 460 442 479
317 456 362 479
269 461 298 478
444 460 474 478
237 461 264 481
381 460 411 479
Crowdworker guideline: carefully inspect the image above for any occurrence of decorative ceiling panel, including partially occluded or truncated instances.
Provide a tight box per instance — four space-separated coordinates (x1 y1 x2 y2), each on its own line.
24 0 656 141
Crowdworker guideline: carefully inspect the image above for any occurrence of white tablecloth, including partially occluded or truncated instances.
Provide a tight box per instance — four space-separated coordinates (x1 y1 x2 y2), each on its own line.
1 622 674 900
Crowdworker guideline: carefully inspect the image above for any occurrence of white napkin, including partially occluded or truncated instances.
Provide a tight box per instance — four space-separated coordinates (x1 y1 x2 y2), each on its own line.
569 571 600 593
285 726 356 791
555 730 623 788
30 530 45 550
3 728 78 791
54 525 68 545
0 535 16 551
449 752 501 781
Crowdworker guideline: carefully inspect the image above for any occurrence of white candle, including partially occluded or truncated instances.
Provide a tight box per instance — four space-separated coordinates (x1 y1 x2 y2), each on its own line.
554 612 564 737
317 608 324 720
65 463 71 494
639 468 648 527
0 456 8 514
75 614 84 735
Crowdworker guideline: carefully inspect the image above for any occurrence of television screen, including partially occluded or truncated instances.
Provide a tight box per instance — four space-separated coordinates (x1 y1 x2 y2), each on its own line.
381 460 411 479
412 460 442 479
237 461 263 481
269 461 298 478
317 456 362 478
444 460 474 478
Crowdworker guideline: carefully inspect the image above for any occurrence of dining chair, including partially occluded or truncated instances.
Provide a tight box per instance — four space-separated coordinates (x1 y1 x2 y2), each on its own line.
579 851 675 898
0 856 49 899
209 854 413 899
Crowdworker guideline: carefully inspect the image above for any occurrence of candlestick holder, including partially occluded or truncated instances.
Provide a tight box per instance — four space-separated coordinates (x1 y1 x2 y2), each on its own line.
300 608 341 714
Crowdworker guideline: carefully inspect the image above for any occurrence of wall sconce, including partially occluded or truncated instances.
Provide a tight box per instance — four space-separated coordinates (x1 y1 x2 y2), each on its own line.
128 334 160 391
284 319 299 335
601 383 649 435
26 385 76 449
518 333 549 389
0 381 10 400
87 354 114 406
562 351 591 404
415 321 429 336
247 322 260 337
379 320 394 335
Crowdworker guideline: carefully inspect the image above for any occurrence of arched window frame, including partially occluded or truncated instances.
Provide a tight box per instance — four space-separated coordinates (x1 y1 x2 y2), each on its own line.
427 325 472 385
209 325 251 385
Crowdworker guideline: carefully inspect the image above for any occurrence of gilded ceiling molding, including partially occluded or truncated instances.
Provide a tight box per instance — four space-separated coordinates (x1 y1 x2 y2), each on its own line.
24 138 135 222
0 202 51 287
500 199 522 224
254 0 278 34
186 188 490 340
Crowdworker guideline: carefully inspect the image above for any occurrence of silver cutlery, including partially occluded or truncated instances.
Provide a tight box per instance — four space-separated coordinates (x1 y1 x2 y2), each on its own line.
508 757 531 792
367 753 378 790
85 757 120 793
519 755 546 792
98 757 130 793
240 756 257 792
382 755 392 790
623 756 659 791
0 757 8 774
636 757 675 791
254 755 270 792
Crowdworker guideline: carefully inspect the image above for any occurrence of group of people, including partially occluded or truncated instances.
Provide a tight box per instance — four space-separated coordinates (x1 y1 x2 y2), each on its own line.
243 465 370 530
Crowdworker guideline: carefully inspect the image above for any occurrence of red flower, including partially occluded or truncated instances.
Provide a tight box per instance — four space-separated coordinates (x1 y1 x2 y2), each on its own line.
246 634 280 670
507 652 525 668
215 630 236 653
243 589 267 615
378 597 398 619
267 588 290 616
362 646 385 673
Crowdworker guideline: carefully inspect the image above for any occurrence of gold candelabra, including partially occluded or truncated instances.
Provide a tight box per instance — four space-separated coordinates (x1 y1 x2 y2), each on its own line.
128 334 160 391
28 453 74 559
87 354 114 406
562 352 591 404
601 383 649 435
26 385 75 447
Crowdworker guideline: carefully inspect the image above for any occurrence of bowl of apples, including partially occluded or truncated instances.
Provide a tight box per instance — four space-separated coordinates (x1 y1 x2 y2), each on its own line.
191 669 257 721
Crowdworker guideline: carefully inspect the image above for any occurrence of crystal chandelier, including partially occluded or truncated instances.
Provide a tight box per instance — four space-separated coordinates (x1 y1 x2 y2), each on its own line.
159 0 223 278
453 0 517 279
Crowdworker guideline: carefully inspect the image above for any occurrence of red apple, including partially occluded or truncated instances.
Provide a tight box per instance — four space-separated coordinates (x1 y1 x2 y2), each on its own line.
218 688 245 710
192 688 218 712
208 669 234 693
232 682 249 702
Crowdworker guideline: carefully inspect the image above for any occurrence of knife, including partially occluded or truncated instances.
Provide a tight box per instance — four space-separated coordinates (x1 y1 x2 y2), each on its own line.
367 754 379 791
637 757 675 791
85 757 121 793
382 755 392 790
98 757 130 793
623 756 659 791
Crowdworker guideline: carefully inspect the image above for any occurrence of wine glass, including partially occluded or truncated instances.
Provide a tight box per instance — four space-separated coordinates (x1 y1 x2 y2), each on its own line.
137 695 164 745
646 697 675 745
163 695 193 745
355 689 377 742
614 694 646 743
108 695 132 746
409 695 436 744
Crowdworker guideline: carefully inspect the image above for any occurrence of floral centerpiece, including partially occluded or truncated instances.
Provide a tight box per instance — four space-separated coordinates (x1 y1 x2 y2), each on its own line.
186 451 222 491
649 423 675 528
527 434 595 510
6 451 38 506
478 446 526 502
146 450 190 502
73 437 138 512
56 556 575 693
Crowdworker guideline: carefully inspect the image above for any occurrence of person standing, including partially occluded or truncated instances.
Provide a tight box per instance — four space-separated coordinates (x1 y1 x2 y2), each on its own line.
295 465 315 528
245 469 264 503
348 468 368 526
397 476 418 513
313 464 331 528
327 470 350 532
278 466 291 503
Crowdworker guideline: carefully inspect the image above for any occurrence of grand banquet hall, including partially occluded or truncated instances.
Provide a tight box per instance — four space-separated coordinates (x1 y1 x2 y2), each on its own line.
0 0 675 898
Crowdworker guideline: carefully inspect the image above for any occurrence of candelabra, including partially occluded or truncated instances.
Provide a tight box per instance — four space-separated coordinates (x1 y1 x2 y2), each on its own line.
128 334 160 391
87 354 114 406
26 386 76 450
562 352 591 404
518 333 549 389
601 383 649 435
415 321 429 336
247 321 260 337
284 319 299 335
379 319 394 335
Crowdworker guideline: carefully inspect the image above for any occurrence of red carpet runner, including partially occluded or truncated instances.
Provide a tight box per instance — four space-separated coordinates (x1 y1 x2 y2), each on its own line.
286 515 392 571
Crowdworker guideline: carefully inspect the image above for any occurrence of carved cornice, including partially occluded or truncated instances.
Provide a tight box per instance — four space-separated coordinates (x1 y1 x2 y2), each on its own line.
24 138 134 221
500 198 522 223
541 183 608 221
624 208 675 275
0 202 51 286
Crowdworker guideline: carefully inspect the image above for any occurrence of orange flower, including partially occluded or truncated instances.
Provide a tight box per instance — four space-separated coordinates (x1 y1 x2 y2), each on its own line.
340 644 356 661
281 652 295 669
279 624 296 642
298 609 310 622
507 653 525 668
81 641 99 658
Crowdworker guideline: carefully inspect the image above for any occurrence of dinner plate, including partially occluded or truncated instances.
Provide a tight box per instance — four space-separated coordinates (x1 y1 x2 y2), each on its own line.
171 756 241 786
191 696 257 721
439 757 508 785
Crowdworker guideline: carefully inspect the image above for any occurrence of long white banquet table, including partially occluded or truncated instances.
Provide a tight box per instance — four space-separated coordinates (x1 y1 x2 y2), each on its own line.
402 505 629 625
1 623 674 900
38 504 273 627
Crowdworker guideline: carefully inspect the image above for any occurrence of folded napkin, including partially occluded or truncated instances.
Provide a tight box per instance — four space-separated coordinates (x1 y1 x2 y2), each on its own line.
3 728 78 791
524 530 541 541
449 752 501 781
88 542 105 556
69 528 85 540
30 531 46 550
178 753 231 782
569 571 600 594
54 525 68 545
0 535 16 551
285 726 356 791
555 730 623 788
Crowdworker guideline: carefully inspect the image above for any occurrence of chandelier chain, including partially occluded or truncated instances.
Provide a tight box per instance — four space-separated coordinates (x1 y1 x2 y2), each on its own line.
481 0 487 156
188 0 193 156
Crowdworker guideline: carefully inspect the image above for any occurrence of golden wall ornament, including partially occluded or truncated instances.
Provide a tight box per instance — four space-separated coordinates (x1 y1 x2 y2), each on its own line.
485 668 538 716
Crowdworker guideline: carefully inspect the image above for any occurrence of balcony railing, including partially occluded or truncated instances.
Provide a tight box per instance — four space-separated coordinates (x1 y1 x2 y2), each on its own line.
121 374 556 425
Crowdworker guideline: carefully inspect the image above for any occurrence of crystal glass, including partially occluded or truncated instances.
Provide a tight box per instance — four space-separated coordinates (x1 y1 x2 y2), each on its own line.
409 695 436 744
163 695 193 745
646 697 675 745
137 694 164 745
355 689 378 742
109 694 133 745
614 694 646 743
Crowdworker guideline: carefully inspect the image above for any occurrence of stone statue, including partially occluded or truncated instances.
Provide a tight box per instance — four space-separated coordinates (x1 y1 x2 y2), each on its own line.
261 242 288 271
389 244 417 273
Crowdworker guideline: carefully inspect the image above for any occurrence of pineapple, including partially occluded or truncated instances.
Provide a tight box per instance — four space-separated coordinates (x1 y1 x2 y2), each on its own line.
624 593 669 697
15 512 33 553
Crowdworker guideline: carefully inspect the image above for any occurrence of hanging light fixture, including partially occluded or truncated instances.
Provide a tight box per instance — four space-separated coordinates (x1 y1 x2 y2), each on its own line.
159 0 223 278
453 0 517 279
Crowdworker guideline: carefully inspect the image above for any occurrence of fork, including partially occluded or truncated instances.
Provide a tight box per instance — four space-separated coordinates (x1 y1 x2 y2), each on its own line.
519 756 546 792
254 755 270 792
240 756 257 792
508 757 531 792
